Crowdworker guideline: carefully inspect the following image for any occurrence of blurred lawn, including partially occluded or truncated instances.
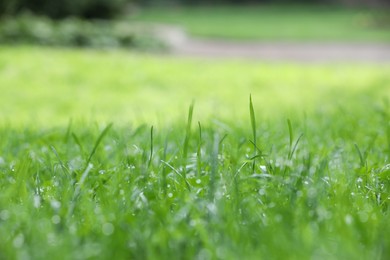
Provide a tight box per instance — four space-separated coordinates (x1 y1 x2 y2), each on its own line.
130 5 390 42
0 46 389 127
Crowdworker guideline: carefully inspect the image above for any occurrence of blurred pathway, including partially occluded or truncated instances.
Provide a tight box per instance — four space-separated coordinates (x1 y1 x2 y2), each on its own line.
155 25 390 63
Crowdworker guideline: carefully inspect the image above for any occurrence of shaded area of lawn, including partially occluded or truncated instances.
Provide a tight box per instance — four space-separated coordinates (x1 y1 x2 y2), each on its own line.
130 5 390 42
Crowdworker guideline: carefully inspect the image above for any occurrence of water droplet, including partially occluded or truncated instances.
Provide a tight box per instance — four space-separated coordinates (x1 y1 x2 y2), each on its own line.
102 223 114 236
168 193 173 198
0 210 10 221
50 200 61 210
33 195 41 208
13 234 24 248
51 215 61 224
196 179 201 184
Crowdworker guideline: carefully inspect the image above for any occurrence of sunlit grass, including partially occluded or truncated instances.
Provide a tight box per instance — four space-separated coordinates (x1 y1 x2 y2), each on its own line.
0 46 389 126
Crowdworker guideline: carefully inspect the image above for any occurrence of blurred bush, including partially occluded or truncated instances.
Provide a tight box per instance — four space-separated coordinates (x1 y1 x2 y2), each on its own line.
0 0 133 19
0 14 166 50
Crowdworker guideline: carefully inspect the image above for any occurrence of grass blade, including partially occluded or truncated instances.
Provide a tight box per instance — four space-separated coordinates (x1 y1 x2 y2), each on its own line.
148 126 154 168
209 133 219 201
289 133 303 160
50 145 70 176
85 123 113 168
72 132 85 156
197 121 202 177
287 119 293 153
183 102 195 178
249 95 257 173
354 143 366 168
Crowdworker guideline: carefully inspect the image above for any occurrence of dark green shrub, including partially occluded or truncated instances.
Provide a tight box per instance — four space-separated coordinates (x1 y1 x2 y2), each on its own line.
0 0 132 19
0 14 166 50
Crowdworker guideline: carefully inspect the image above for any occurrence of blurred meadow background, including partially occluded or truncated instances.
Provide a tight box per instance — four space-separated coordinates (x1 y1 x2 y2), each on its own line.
0 0 390 259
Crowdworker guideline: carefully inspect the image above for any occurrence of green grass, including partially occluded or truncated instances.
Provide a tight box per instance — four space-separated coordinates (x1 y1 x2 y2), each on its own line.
129 5 390 42
0 46 390 259
1 46 389 126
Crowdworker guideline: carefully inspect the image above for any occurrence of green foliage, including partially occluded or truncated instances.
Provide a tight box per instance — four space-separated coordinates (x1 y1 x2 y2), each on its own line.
0 15 165 49
0 0 132 19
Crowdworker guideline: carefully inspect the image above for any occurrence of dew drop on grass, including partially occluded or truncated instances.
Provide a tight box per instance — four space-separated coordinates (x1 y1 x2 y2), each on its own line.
50 200 61 210
69 224 77 234
51 215 61 224
47 233 57 246
102 223 114 236
168 193 173 198
196 179 201 184
308 188 317 198
207 203 217 215
13 234 24 248
94 206 101 214
33 195 41 208
259 165 267 172
197 248 212 260
0 210 10 221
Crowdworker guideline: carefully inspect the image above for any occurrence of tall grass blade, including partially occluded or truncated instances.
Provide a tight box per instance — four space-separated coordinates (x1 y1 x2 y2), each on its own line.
64 119 72 143
67 163 93 218
209 133 219 201
354 143 366 168
289 133 303 160
197 121 202 177
183 102 194 178
148 126 154 168
249 95 257 173
85 123 113 168
72 133 85 156
161 137 168 196
50 145 70 176
287 119 293 153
